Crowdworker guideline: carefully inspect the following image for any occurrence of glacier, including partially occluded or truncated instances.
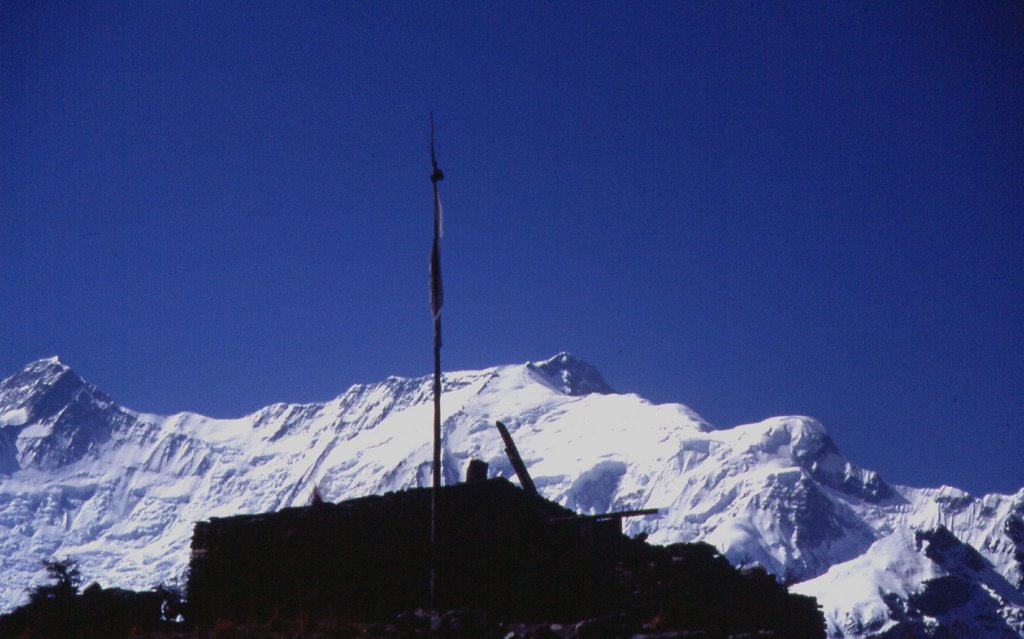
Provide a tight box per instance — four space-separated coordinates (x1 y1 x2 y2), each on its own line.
0 354 1021 637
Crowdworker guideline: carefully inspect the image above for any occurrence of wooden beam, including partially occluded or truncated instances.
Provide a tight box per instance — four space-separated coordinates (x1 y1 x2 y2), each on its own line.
494 421 538 495
548 508 662 523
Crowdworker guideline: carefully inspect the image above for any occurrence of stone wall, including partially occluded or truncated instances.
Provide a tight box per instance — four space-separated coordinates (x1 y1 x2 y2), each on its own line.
187 478 826 638
188 479 619 625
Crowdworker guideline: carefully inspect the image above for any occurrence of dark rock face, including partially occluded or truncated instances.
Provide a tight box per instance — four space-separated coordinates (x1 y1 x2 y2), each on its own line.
529 353 614 396
794 431 896 504
0 428 17 474
188 478 826 638
789 477 847 549
1005 513 1024 591
934 491 976 514
911 575 973 617
916 526 987 573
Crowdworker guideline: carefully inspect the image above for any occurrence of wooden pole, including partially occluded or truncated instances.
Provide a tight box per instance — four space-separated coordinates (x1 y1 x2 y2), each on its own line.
428 114 445 610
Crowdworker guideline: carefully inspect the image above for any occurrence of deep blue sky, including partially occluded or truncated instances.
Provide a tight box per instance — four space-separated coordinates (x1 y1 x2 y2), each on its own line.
2 2 1021 496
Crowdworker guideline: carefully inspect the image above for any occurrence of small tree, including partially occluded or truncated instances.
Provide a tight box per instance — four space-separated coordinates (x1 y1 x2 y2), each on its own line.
28 557 81 604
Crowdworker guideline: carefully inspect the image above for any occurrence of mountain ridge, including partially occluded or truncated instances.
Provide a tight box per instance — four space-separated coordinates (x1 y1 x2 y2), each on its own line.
1 355 1022 637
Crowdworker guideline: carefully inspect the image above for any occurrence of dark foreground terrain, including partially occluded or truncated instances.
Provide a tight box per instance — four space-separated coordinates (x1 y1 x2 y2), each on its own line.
1 478 825 639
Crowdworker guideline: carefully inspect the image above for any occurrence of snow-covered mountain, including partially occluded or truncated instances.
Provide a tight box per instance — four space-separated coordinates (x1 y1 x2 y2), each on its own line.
794 526 1024 638
1 355 1022 637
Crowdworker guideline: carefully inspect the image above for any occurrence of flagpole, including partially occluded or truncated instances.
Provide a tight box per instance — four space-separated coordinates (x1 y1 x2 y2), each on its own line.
428 113 445 610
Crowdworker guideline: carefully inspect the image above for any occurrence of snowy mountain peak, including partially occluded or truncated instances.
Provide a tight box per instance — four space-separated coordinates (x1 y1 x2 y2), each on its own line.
1 358 81 426
0 359 122 472
31 355 66 368
4 356 73 391
526 352 614 396
735 416 895 504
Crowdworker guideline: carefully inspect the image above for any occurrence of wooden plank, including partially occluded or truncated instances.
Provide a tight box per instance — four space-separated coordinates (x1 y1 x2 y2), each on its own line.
548 508 661 523
494 421 539 496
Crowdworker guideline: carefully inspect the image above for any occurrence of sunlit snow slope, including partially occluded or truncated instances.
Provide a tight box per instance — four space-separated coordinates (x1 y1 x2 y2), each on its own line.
1 355 1022 636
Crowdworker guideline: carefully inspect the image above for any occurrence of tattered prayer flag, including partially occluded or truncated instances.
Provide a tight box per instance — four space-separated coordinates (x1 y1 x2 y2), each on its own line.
430 237 443 320
436 192 444 239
